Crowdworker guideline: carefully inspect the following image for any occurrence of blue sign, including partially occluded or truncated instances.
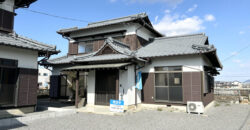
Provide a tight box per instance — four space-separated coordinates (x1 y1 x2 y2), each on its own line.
136 71 142 90
110 99 124 105
110 99 124 112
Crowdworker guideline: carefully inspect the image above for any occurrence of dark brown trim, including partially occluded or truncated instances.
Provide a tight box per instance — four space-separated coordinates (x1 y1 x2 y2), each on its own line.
0 58 18 68
116 71 119 100
73 30 126 39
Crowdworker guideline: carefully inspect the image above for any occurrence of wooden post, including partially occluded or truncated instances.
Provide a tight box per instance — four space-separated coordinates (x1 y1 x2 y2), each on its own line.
75 71 79 108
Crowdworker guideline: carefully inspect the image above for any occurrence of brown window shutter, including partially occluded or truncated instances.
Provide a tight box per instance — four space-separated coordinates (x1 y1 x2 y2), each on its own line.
0 9 14 33
182 72 202 104
141 73 155 103
18 68 38 106
68 42 78 55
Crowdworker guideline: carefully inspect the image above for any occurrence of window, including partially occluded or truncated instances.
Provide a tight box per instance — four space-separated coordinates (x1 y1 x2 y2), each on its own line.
0 58 17 67
154 66 183 102
78 42 93 53
43 73 48 76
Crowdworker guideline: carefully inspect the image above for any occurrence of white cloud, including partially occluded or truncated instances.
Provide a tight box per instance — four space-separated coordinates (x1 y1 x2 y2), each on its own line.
232 59 241 63
204 14 215 21
153 13 204 36
231 51 239 56
239 63 250 68
154 16 159 23
110 0 117 2
118 0 183 6
239 31 245 35
186 4 198 13
165 9 171 14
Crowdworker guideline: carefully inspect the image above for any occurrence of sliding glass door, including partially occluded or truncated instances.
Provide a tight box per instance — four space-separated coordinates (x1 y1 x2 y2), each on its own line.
155 66 183 102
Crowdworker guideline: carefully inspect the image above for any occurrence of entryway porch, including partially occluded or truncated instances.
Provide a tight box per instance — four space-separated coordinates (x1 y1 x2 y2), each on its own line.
62 63 131 108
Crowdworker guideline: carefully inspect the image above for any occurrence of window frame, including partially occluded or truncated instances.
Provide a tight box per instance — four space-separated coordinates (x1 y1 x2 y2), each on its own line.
78 42 94 54
154 66 184 103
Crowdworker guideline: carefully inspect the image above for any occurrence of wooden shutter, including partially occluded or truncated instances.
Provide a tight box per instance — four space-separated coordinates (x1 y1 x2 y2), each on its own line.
141 73 155 103
182 72 202 104
0 9 14 33
68 42 78 55
18 68 38 106
49 75 61 98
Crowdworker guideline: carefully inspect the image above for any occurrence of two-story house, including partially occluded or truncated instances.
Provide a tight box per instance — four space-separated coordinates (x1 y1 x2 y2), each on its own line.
44 13 222 110
0 0 59 111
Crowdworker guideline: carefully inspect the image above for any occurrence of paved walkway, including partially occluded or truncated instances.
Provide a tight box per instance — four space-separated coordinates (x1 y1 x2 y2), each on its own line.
2 104 250 130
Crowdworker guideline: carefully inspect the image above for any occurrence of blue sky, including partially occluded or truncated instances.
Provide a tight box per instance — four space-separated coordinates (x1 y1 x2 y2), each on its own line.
14 0 250 82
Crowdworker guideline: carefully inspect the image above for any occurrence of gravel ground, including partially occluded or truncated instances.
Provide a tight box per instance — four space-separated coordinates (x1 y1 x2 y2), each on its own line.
6 104 250 130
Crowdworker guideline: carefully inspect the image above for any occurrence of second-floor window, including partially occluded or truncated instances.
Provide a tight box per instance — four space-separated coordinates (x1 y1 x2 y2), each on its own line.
78 42 93 54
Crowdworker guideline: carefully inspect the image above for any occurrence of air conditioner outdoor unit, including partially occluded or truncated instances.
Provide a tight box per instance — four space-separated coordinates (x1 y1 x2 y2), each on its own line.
187 101 204 114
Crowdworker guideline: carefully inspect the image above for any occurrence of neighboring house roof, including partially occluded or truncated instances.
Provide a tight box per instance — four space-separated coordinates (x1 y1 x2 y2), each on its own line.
57 13 163 37
136 33 210 58
46 33 222 68
136 33 222 68
0 32 59 56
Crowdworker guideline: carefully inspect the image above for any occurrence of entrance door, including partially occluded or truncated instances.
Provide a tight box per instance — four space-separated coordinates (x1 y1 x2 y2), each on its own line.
95 69 118 105
0 67 18 106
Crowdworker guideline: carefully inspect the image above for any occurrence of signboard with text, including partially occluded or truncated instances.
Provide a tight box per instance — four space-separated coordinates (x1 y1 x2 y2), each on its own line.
110 99 124 113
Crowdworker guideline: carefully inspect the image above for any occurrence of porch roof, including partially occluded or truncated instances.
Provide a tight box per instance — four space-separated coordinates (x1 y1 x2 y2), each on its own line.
63 62 131 71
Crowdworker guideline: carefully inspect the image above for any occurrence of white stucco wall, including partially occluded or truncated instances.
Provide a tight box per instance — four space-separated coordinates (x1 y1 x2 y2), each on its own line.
82 65 141 106
87 70 95 105
202 55 213 67
139 55 205 73
0 46 38 69
0 0 14 12
119 65 141 106
136 25 156 41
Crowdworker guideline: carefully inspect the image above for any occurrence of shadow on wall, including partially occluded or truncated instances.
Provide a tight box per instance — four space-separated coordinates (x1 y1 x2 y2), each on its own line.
0 110 27 129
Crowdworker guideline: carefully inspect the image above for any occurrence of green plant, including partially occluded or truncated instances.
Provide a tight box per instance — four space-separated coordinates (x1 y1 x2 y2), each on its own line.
214 102 220 107
157 107 163 111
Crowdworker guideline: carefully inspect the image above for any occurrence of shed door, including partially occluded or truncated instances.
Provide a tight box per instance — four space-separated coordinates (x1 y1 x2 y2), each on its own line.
95 69 118 105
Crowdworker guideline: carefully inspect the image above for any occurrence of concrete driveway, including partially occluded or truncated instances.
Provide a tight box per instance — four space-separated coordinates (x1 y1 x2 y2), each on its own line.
3 103 250 130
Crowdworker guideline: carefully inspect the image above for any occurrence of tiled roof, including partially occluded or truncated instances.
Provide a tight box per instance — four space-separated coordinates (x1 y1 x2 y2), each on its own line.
0 32 59 54
46 33 222 68
46 37 136 64
57 13 163 37
75 54 132 62
136 33 214 58
58 13 148 34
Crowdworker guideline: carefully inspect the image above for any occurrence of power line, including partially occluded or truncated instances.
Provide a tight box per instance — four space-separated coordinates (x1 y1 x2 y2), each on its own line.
20 8 91 23
222 43 250 62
